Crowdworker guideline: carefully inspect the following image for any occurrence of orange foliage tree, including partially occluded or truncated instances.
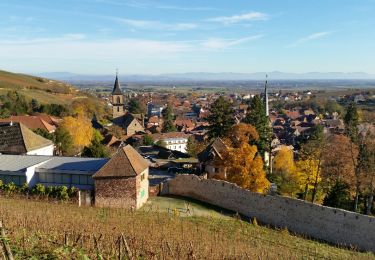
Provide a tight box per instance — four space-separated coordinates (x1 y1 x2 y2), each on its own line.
321 134 357 191
220 123 270 193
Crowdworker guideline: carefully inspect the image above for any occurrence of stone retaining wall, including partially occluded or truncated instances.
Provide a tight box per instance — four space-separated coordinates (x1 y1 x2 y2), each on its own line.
165 174 375 252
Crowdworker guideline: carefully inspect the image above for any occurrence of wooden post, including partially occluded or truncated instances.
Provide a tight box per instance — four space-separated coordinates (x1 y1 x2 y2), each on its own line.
78 190 81 207
0 220 14 260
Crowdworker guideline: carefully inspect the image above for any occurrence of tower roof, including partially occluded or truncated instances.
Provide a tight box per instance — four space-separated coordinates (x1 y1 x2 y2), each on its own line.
93 145 149 179
112 74 123 95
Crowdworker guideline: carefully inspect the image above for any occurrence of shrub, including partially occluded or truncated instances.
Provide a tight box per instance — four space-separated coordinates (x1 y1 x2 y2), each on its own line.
32 184 46 196
4 182 18 194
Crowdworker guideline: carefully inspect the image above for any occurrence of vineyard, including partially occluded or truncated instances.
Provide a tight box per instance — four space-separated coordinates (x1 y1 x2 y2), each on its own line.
0 197 374 259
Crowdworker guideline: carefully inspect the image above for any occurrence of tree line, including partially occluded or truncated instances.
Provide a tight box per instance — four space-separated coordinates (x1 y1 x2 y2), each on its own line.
205 95 374 215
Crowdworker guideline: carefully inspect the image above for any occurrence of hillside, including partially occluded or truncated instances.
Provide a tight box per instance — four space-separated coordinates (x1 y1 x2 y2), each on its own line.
0 70 81 105
0 197 373 259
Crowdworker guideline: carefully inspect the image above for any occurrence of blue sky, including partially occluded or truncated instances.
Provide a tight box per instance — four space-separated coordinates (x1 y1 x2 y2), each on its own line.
0 0 374 75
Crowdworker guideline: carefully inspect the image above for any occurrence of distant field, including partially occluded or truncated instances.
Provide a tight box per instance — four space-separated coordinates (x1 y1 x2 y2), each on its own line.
0 197 373 259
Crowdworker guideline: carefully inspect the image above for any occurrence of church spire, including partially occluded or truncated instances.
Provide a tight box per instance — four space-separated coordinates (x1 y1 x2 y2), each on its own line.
264 74 269 117
112 70 123 95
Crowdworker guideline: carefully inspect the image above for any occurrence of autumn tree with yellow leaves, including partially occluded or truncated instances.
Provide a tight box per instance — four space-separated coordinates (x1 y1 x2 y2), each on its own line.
60 116 94 152
271 146 302 197
219 123 270 193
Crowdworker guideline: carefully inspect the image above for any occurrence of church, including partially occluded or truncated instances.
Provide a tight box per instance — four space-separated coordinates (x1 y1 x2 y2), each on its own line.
110 74 145 136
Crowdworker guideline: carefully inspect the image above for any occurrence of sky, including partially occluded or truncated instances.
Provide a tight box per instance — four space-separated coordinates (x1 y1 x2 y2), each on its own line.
0 0 374 75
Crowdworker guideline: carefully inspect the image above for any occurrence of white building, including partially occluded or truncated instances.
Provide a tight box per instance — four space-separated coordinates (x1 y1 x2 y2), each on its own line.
151 132 190 153
0 155 108 190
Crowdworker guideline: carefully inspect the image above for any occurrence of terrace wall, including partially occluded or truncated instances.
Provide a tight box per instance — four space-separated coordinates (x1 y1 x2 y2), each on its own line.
165 174 375 252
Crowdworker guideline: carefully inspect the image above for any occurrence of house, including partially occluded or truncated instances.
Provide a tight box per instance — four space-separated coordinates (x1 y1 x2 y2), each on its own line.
174 119 195 132
0 122 54 155
123 113 145 136
198 138 227 179
0 155 108 189
93 145 149 209
0 115 56 133
151 132 190 153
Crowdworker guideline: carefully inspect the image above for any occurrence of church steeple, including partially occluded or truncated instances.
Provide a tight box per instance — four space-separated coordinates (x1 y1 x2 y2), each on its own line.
112 71 123 95
264 74 269 117
111 71 126 120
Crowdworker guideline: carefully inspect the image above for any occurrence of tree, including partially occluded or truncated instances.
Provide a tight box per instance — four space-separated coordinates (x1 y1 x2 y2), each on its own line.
207 96 235 139
161 104 176 133
186 136 198 157
128 99 145 114
54 126 73 155
361 132 375 215
298 125 326 203
33 128 54 141
344 102 362 211
155 140 167 148
296 158 320 201
271 147 301 197
344 102 359 143
82 139 109 158
60 116 93 150
243 95 272 158
142 134 154 146
321 134 356 193
323 181 352 210
30 98 40 112
219 123 270 193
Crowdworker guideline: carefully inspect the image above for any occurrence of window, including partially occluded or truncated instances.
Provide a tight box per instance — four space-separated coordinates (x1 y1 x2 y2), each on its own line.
117 106 120 112
141 173 145 181
117 96 121 104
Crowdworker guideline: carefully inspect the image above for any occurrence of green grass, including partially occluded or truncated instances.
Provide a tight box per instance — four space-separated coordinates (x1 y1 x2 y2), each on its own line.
0 197 374 259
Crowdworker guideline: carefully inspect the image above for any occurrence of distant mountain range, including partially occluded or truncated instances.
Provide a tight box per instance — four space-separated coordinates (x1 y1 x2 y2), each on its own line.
38 71 375 82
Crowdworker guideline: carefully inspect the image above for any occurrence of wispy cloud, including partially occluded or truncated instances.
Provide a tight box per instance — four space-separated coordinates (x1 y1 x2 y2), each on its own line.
0 34 262 61
287 31 333 48
207 12 269 24
109 17 197 31
200 35 264 49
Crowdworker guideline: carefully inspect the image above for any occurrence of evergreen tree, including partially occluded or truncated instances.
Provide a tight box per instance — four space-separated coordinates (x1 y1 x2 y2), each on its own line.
243 95 272 157
31 98 40 112
323 181 352 210
207 96 235 139
162 104 176 133
142 134 154 146
128 99 144 114
186 136 198 157
344 102 362 212
344 102 359 144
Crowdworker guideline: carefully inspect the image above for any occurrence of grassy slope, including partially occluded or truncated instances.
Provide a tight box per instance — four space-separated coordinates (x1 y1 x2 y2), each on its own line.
0 70 82 105
0 197 373 259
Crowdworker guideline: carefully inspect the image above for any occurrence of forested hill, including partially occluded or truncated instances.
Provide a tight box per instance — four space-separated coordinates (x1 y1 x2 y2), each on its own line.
0 70 80 105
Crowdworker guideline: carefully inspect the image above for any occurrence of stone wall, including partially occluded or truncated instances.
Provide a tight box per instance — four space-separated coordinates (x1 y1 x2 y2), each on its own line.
95 177 137 209
165 174 375 252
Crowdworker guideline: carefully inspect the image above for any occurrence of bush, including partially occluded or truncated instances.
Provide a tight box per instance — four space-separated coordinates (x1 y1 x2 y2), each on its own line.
32 184 46 196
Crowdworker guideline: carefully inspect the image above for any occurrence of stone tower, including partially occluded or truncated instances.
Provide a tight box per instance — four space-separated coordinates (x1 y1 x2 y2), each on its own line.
111 73 125 120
